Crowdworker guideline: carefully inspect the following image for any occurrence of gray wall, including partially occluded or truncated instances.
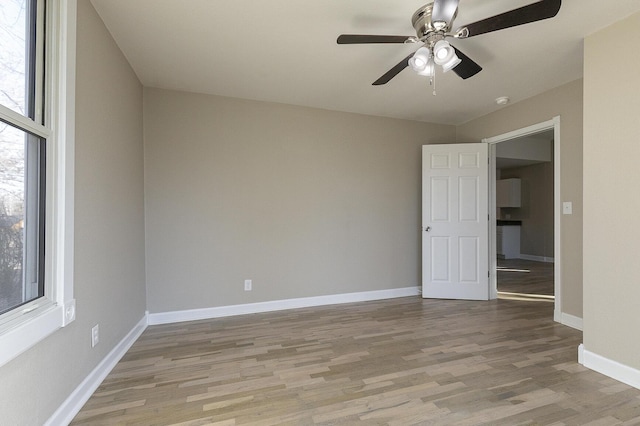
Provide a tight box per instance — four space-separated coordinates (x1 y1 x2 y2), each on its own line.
143 88 455 313
456 79 583 318
583 12 640 370
500 161 554 258
0 1 147 423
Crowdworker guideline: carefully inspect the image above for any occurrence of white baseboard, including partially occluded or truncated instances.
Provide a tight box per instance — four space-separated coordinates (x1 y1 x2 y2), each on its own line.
148 287 420 326
554 310 583 331
519 254 554 263
580 345 640 391
45 313 148 426
578 343 584 364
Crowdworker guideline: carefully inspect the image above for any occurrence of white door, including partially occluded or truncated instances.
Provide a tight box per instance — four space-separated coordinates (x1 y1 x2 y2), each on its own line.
422 143 489 300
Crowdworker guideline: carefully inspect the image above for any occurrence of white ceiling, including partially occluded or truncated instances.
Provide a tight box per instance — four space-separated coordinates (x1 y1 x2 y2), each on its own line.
90 0 640 125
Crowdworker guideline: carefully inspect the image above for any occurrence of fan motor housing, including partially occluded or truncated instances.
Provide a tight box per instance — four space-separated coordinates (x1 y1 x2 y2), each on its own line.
411 2 456 39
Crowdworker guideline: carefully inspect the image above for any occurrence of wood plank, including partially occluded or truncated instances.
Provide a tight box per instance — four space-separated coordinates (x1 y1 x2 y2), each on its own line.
71 297 640 424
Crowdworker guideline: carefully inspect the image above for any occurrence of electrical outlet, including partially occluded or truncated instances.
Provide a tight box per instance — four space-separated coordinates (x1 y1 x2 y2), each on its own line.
244 279 252 291
91 324 99 348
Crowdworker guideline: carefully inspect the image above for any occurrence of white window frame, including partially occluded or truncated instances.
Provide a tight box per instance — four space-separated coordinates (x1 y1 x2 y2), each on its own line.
0 0 76 367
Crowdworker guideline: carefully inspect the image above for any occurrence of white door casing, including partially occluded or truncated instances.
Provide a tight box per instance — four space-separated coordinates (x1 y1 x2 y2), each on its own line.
483 116 561 314
422 143 489 300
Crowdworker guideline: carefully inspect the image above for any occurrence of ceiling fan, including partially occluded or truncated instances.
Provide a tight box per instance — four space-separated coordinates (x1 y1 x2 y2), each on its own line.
337 0 561 85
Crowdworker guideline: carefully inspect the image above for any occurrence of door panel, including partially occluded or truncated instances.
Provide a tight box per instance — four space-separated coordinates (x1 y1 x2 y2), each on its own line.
431 237 450 282
422 143 489 300
459 177 479 221
431 177 450 221
459 237 479 282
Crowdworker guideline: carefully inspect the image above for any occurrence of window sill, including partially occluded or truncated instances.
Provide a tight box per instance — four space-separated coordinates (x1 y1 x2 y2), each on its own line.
0 299 75 367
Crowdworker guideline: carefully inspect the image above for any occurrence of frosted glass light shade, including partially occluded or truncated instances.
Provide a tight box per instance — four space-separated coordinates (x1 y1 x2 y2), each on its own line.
409 47 431 72
433 40 461 72
417 59 435 77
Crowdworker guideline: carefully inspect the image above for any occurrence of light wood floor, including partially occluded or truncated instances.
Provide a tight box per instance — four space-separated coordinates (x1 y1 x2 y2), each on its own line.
498 259 554 296
72 297 640 425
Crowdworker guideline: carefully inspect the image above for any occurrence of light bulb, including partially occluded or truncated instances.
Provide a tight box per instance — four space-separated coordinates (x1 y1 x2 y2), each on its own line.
411 56 427 69
433 40 455 65
409 47 431 72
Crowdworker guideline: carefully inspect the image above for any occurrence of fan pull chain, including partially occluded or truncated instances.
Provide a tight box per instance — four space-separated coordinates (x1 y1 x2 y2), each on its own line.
430 71 437 96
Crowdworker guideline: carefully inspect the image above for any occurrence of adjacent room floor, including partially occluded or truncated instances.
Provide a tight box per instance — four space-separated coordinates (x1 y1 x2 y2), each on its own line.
498 258 554 297
72 297 640 425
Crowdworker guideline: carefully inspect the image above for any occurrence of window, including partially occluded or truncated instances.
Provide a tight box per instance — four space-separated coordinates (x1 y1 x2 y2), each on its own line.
0 0 75 366
0 0 46 316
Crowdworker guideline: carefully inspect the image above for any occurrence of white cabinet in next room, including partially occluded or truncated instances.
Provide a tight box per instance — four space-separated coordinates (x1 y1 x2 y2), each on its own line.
497 225 521 259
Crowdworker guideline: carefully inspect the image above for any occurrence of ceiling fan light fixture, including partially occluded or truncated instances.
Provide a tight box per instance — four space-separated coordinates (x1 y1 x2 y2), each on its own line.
433 40 461 72
337 0 563 86
440 56 462 72
409 47 432 72
417 58 435 77
433 40 455 64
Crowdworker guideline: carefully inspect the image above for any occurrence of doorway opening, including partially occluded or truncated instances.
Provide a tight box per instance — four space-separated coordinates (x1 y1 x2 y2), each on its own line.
484 117 561 316
496 132 554 301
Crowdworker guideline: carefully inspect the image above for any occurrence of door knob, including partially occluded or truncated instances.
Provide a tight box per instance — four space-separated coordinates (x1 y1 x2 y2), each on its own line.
425 226 431 232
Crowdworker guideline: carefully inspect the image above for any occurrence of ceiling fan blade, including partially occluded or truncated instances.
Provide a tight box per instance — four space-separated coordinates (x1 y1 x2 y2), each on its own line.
372 53 415 85
456 0 561 38
337 34 412 44
432 0 459 26
451 47 482 79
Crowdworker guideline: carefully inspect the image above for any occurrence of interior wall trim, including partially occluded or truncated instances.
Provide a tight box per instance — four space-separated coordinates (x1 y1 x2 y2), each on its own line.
45 313 149 426
579 344 640 391
148 287 420 326
554 311 583 331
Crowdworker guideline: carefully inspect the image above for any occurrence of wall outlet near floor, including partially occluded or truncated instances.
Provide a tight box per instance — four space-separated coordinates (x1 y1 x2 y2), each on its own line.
244 279 252 291
91 324 99 348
